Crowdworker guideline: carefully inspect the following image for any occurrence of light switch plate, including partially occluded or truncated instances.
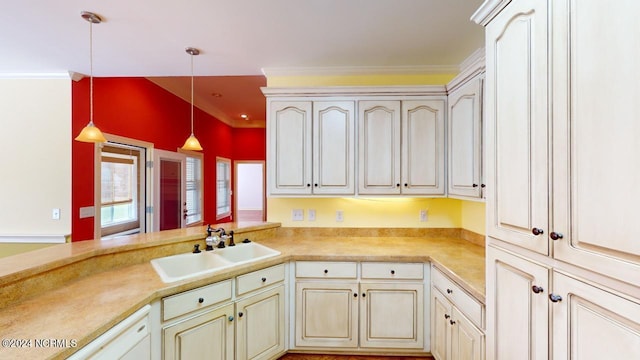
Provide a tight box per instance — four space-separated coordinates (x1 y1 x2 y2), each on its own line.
308 209 316 221
420 209 428 222
336 210 344 222
52 208 60 220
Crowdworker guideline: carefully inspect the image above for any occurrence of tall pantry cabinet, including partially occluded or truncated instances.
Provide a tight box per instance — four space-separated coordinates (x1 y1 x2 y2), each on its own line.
473 0 640 359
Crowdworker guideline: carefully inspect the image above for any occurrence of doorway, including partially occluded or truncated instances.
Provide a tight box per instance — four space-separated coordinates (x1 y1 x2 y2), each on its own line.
153 149 186 231
234 161 265 221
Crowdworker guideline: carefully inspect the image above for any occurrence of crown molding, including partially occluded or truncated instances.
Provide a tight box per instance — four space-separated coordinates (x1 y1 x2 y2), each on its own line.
262 65 459 78
446 48 486 93
261 85 447 97
0 72 72 80
471 0 512 26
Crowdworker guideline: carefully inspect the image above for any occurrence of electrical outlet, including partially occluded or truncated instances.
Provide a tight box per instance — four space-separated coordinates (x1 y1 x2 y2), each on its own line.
420 209 428 222
336 210 344 222
52 208 60 220
292 209 304 221
308 209 316 221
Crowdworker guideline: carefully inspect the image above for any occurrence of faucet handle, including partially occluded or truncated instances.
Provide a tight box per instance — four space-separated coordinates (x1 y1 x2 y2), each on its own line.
193 244 201 253
228 231 235 246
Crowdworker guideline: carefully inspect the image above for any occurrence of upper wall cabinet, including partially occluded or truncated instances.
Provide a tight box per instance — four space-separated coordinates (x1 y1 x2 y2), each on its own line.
358 99 446 196
447 75 484 200
267 100 355 196
263 86 447 197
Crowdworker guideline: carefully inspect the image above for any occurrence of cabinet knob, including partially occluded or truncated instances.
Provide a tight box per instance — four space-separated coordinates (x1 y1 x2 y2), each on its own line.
550 232 564 240
324 269 328 274
362 293 366 298
444 314 450 319
353 293 358 298
450 320 456 325
390 270 395 275
446 289 453 294
314 183 318 187
228 316 234 321
261 277 267 282
549 294 563 303
473 184 478 187
404 183 408 187
396 183 401 187
531 285 544 294
198 297 204 304
532 227 544 236
481 184 486 188
238 312 244 318
306 183 311 187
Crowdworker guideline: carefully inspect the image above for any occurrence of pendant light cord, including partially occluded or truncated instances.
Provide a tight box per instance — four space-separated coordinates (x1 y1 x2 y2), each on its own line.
89 19 94 125
190 52 194 136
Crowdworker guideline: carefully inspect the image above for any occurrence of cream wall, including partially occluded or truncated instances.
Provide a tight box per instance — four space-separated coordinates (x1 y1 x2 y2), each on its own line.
265 71 486 235
0 78 72 248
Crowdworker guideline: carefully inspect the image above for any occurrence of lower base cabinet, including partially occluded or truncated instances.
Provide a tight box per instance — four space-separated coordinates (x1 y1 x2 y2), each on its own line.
294 261 426 352
236 285 286 360
487 245 640 359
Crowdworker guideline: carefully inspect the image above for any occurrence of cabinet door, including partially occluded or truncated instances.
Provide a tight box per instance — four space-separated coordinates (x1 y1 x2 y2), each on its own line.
486 246 548 360
236 285 285 360
431 288 453 360
360 282 424 349
551 271 640 360
358 100 401 194
163 303 235 360
313 101 355 195
402 100 446 195
550 0 640 285
448 77 483 199
451 307 484 360
295 281 359 348
267 101 312 195
484 0 549 255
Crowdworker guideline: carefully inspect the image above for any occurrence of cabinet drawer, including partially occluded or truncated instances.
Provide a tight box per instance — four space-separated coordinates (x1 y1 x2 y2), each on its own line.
361 262 424 280
432 267 484 329
236 264 285 296
296 261 357 279
163 279 232 321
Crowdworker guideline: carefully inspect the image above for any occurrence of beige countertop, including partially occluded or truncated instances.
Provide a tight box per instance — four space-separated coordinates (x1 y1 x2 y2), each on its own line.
0 223 484 360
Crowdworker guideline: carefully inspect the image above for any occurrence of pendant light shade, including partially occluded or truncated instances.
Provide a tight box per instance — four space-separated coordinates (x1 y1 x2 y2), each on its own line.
75 11 106 143
181 47 203 151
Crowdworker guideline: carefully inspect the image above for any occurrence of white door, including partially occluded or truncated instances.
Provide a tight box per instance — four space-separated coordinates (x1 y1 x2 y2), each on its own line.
431 287 453 360
358 100 401 195
313 101 355 195
401 99 446 195
485 0 549 255
486 245 549 360
235 286 285 360
551 271 640 360
153 149 186 231
451 307 484 360
550 0 640 286
267 101 312 195
448 77 483 199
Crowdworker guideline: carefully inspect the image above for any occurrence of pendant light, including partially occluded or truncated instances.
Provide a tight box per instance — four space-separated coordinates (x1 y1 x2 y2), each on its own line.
75 11 107 143
181 47 203 151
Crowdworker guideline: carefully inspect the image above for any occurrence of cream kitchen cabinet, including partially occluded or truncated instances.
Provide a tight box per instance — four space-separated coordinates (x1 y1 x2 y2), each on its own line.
162 265 286 360
447 75 484 200
358 99 445 195
267 100 355 195
294 261 426 352
431 266 485 360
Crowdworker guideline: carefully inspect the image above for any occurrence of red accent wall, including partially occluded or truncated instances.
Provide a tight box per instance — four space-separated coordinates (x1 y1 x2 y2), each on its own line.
72 77 257 241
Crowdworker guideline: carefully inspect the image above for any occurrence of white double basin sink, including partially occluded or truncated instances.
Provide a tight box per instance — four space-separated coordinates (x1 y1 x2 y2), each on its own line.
151 242 281 283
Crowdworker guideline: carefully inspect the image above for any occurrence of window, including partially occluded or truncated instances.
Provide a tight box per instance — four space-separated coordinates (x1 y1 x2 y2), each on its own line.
185 155 203 225
216 157 231 219
101 145 141 236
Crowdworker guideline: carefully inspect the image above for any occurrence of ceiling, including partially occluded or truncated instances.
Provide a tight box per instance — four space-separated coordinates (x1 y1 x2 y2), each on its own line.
0 0 485 128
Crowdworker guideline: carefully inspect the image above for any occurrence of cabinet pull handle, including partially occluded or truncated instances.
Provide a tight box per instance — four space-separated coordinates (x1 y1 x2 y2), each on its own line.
137 325 146 333
228 316 234 321
532 285 544 294
444 314 450 319
450 320 456 325
261 277 267 282
549 294 563 303
198 297 204 304
550 232 564 240
390 270 395 275
238 312 244 318
473 184 478 187
532 227 544 236
446 288 453 294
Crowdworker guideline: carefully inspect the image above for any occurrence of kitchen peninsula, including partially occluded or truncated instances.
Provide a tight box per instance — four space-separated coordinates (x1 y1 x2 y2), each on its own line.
0 222 484 359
